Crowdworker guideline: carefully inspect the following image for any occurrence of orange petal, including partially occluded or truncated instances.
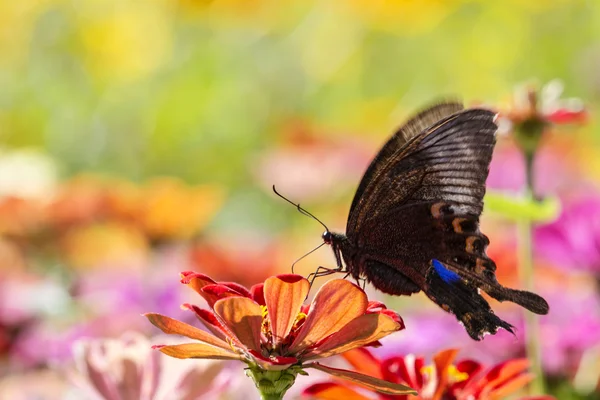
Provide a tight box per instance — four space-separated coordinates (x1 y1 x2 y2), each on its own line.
153 343 241 360
303 313 402 360
489 373 534 400
469 359 531 399
289 279 367 353
305 363 417 396
144 313 231 350
213 296 263 352
264 275 310 345
432 349 459 400
342 348 384 379
180 271 216 297
302 382 371 400
182 303 230 342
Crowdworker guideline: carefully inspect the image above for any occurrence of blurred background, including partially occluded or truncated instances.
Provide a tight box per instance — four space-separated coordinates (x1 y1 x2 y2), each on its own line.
1 0 599 399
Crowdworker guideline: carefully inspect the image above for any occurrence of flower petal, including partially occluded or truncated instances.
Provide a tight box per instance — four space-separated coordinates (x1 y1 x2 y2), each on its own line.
248 349 298 370
182 303 230 342
305 363 417 396
180 271 216 296
264 274 310 345
153 343 241 360
144 313 231 351
432 349 459 400
302 382 370 400
341 348 383 380
250 283 266 306
213 296 263 352
464 358 531 399
220 282 253 298
289 279 368 353
201 284 247 307
488 372 534 400
303 313 402 360
546 108 587 124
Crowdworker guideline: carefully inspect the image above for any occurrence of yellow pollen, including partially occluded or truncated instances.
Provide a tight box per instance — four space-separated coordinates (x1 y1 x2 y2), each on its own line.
226 336 237 352
420 364 469 384
292 312 307 330
447 365 469 383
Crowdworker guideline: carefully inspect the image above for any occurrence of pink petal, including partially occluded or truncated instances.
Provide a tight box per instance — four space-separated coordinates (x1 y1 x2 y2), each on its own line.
546 108 587 124
213 296 263 352
263 275 310 346
289 279 368 353
305 363 417 396
153 343 242 360
303 313 403 360
144 313 231 351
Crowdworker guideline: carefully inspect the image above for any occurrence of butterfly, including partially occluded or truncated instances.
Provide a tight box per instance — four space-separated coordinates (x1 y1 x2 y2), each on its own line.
316 102 549 340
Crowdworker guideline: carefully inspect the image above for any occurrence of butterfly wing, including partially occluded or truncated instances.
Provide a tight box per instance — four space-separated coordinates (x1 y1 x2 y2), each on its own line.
344 105 548 339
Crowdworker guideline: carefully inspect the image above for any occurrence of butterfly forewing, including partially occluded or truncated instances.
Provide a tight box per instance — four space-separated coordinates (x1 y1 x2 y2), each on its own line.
348 102 464 218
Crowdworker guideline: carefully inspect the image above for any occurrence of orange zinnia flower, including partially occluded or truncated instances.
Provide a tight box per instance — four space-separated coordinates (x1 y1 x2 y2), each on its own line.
145 272 415 399
303 347 556 400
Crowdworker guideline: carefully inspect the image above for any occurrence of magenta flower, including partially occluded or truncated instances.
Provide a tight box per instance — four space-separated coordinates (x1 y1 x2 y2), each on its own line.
535 194 600 274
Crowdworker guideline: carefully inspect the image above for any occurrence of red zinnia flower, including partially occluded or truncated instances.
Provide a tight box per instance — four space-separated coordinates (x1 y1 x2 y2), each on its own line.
145 273 415 399
303 348 556 400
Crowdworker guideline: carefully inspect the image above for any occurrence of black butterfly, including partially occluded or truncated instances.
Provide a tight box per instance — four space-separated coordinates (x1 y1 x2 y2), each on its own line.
313 102 549 340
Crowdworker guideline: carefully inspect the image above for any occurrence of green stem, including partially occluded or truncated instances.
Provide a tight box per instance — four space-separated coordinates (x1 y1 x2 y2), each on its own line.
518 151 545 395
245 365 299 400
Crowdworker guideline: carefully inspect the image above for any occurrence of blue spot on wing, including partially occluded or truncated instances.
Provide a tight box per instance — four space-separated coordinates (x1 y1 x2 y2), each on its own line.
432 259 461 283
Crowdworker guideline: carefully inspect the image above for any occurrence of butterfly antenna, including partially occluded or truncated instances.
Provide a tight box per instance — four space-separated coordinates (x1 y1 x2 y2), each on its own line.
291 242 326 274
272 185 330 233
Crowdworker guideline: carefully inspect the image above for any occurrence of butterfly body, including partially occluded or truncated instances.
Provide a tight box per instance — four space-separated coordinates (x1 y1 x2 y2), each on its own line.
323 102 549 340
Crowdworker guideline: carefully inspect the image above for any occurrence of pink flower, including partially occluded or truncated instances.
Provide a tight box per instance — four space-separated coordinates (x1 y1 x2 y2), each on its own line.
69 331 229 400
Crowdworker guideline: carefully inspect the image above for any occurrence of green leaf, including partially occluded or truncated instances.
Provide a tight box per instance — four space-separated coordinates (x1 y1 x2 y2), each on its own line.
485 192 561 223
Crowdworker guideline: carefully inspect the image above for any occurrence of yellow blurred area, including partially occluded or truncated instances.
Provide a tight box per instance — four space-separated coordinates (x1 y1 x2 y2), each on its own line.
140 177 225 241
60 221 148 270
74 0 173 82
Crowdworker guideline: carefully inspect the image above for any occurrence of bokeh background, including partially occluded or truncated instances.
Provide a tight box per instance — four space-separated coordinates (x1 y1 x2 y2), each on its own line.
1 0 599 399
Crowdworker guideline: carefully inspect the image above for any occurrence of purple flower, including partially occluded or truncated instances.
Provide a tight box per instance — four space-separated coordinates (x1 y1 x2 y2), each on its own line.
535 194 600 274
374 288 600 377
9 246 197 367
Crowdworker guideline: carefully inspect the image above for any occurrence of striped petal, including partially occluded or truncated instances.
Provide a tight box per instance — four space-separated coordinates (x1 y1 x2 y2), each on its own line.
144 313 231 351
303 313 402 360
290 279 367 353
213 296 263 352
305 363 416 396
153 343 241 360
263 274 309 346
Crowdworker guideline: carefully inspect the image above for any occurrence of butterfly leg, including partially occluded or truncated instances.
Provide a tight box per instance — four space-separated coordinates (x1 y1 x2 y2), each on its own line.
307 265 343 287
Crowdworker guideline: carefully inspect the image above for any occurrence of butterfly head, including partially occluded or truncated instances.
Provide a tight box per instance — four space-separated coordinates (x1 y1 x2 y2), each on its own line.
322 230 333 244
